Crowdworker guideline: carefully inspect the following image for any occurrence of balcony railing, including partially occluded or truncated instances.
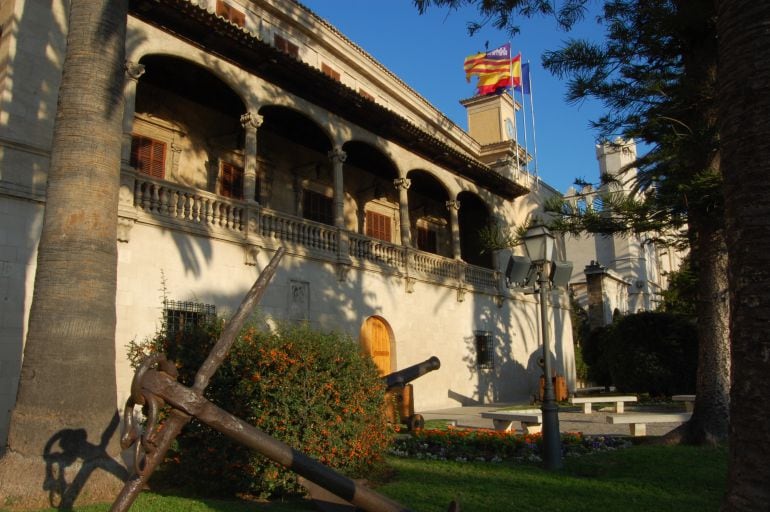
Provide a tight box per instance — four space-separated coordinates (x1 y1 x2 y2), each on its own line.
348 233 407 268
133 177 245 233
258 207 338 257
126 172 501 295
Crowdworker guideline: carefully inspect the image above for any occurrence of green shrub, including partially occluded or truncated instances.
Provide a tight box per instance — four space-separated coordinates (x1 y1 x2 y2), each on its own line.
573 344 589 383
581 312 697 396
129 319 392 498
581 324 614 386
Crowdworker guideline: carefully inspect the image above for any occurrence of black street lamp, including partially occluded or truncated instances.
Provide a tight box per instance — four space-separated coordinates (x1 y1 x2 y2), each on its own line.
506 224 572 470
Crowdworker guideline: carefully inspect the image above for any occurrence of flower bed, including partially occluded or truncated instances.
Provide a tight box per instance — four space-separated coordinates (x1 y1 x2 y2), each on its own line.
389 428 631 463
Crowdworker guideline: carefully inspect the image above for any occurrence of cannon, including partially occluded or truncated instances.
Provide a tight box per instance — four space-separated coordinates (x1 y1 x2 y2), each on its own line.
383 356 440 431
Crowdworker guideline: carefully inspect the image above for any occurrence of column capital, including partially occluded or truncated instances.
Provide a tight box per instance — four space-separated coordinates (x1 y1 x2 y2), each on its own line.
328 146 347 163
393 177 411 191
124 61 145 81
240 112 264 130
446 199 461 211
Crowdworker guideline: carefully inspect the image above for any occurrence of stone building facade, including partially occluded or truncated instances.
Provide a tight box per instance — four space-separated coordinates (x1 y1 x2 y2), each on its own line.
566 140 685 326
0 0 574 445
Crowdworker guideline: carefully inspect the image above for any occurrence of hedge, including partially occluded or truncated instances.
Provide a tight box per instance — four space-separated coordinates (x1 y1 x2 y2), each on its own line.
128 318 392 498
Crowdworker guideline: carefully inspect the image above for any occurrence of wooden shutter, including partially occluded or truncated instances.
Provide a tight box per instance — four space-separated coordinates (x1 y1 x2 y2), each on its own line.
274 34 299 58
130 135 166 178
417 225 437 253
366 210 391 242
219 162 244 199
216 0 245 27
303 190 333 225
322 63 341 82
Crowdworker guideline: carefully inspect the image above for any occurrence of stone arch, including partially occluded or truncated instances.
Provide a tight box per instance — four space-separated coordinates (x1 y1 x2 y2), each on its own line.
342 140 400 240
132 54 248 194
406 169 453 257
257 105 334 156
256 105 335 221
359 315 395 376
457 190 494 268
128 47 253 111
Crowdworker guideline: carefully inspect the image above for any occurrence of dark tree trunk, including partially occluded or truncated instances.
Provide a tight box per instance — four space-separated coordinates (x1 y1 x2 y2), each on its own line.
718 0 770 509
0 0 129 507
685 212 730 444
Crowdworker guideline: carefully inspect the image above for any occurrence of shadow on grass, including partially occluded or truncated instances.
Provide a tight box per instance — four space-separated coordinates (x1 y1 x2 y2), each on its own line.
5 444 726 512
379 444 727 512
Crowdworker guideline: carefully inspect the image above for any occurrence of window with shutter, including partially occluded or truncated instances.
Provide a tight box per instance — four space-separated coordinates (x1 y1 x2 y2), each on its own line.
416 225 438 253
365 210 391 242
303 190 334 225
219 161 244 199
358 89 374 102
130 135 166 178
216 0 245 27
321 63 341 82
274 34 299 58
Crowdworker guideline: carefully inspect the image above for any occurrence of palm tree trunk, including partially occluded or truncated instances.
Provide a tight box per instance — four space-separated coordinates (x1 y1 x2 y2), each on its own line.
718 0 770 509
0 0 129 507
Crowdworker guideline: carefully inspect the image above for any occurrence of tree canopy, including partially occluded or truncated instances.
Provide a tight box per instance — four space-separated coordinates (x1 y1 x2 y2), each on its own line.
416 0 729 445
542 0 720 246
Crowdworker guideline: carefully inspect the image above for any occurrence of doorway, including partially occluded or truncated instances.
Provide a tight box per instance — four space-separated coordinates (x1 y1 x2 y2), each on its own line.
359 316 393 376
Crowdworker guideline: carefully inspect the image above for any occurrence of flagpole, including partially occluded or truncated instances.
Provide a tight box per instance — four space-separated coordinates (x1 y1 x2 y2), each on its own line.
527 60 540 190
519 68 530 180
510 46 520 175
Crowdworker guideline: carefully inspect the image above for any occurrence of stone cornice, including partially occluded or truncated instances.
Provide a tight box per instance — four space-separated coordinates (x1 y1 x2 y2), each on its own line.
128 0 529 199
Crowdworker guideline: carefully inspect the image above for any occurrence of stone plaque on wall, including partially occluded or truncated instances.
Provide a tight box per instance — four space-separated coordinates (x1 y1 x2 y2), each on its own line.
288 280 310 321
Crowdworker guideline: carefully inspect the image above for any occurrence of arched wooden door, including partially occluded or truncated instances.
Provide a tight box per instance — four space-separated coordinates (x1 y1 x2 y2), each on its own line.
359 316 393 376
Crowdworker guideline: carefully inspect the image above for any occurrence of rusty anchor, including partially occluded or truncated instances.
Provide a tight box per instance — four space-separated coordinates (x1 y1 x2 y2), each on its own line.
110 247 458 512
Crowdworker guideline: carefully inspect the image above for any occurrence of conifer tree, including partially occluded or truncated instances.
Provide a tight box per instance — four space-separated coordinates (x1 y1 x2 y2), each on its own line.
415 0 729 443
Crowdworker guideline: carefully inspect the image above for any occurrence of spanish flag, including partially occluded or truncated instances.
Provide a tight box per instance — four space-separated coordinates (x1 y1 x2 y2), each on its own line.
463 44 521 95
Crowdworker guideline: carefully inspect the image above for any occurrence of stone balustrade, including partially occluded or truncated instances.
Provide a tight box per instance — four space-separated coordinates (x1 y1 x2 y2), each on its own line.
133 176 245 233
257 206 338 257
126 172 501 297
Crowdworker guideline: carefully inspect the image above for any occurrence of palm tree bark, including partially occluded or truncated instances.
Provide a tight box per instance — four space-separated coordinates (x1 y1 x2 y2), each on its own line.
0 0 129 507
718 0 770 509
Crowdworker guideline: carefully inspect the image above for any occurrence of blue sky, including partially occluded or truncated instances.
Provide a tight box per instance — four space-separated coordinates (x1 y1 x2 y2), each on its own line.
299 0 609 194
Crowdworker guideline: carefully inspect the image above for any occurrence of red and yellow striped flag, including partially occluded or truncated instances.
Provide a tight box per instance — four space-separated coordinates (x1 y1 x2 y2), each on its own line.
463 44 521 95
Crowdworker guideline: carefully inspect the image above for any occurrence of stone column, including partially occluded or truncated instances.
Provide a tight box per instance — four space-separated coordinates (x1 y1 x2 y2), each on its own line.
240 112 263 203
446 199 462 259
393 177 412 246
328 146 347 228
121 61 145 166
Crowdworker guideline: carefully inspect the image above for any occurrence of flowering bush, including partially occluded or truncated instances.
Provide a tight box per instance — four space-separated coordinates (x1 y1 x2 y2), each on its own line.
390 428 631 463
129 320 392 498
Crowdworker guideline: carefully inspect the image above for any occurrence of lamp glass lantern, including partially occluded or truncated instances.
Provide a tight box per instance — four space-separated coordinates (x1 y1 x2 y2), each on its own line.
522 225 556 265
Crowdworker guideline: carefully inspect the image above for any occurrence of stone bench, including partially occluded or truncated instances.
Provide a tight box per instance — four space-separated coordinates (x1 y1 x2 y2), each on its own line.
481 410 543 434
570 395 638 414
573 386 615 396
672 394 696 411
606 412 692 437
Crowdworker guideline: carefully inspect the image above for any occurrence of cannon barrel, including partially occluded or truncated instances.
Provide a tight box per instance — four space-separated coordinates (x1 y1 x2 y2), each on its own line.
383 356 440 390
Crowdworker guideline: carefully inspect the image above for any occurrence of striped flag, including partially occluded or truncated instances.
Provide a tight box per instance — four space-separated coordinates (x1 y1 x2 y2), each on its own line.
463 44 521 95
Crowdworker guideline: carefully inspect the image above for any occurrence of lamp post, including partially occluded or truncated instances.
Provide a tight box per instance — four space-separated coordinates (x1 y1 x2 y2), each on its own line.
522 224 563 471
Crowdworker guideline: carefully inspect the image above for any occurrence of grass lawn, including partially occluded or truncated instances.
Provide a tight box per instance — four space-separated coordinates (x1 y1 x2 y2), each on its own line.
2 444 726 512
380 444 727 512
